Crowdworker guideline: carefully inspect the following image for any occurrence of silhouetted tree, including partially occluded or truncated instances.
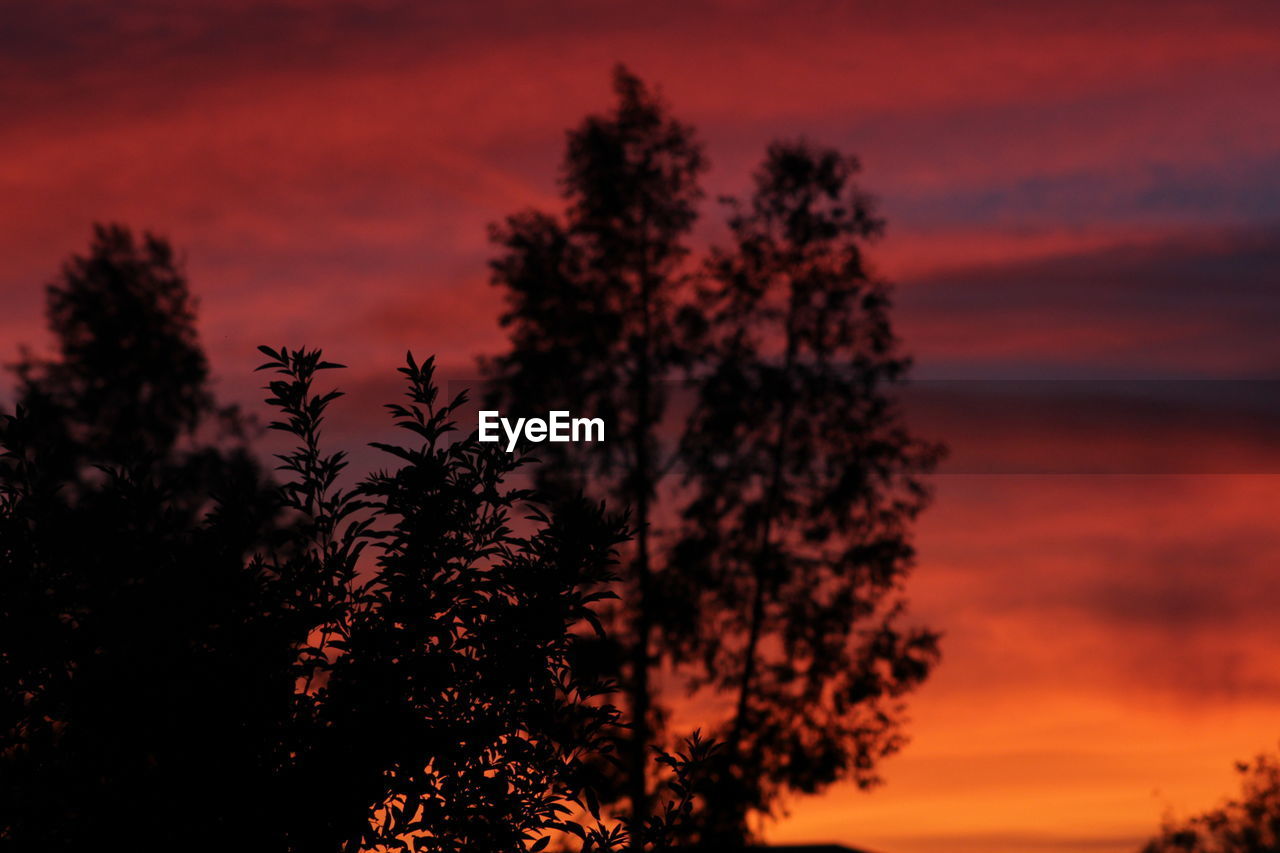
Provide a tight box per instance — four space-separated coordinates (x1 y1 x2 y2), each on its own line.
0 406 302 848
484 66 706 833
576 730 721 852
0 340 665 851
11 225 260 489
2 230 718 851
256 347 632 851
1143 750 1280 852
0 225 290 848
673 142 941 841
1146 753 1280 850
484 71 941 844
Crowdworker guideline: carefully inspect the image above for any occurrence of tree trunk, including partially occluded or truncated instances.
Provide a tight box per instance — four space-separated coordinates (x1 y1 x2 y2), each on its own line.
724 300 801 840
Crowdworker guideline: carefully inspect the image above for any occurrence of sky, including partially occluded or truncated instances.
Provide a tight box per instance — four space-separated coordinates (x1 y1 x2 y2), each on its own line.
4 2 1280 850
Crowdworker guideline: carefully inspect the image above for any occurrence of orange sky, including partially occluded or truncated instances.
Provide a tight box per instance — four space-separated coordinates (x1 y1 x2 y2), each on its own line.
4 2 1280 850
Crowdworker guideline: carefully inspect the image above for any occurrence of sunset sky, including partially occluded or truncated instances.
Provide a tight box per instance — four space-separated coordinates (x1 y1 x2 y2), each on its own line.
4 2 1280 851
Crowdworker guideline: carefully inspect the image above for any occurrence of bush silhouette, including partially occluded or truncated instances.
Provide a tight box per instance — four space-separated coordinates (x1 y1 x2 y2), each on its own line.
258 346 631 850
1 341 660 850
2 228 713 851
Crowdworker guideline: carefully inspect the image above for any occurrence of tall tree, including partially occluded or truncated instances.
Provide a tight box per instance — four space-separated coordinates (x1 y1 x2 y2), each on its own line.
484 66 707 831
0 226 294 848
485 75 942 843
10 223 268 520
673 143 942 841
16 226 213 457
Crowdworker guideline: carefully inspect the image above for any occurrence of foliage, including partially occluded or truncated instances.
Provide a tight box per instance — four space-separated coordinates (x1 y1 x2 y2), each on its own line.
3 227 709 851
0 225 291 848
255 346 631 851
671 142 943 837
1143 752 1280 853
0 338 659 852
484 65 708 830
11 224 260 494
576 732 721 853
484 69 942 842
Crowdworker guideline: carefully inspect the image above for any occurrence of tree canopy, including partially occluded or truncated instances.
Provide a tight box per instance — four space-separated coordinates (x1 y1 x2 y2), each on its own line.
485 67 942 843
1 227 691 851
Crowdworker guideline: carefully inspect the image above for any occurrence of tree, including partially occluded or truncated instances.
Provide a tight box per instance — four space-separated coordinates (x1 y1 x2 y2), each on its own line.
256 346 632 851
484 65 707 832
9 223 271 524
673 142 941 841
0 406 301 849
14 226 227 457
1143 750 1280 852
1 225 716 851
0 336 645 851
0 227 296 848
484 72 942 843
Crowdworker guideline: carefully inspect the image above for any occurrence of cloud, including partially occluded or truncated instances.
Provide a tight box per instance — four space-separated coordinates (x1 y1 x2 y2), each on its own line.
6 5 1280 850
911 473 1280 704
898 228 1280 375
